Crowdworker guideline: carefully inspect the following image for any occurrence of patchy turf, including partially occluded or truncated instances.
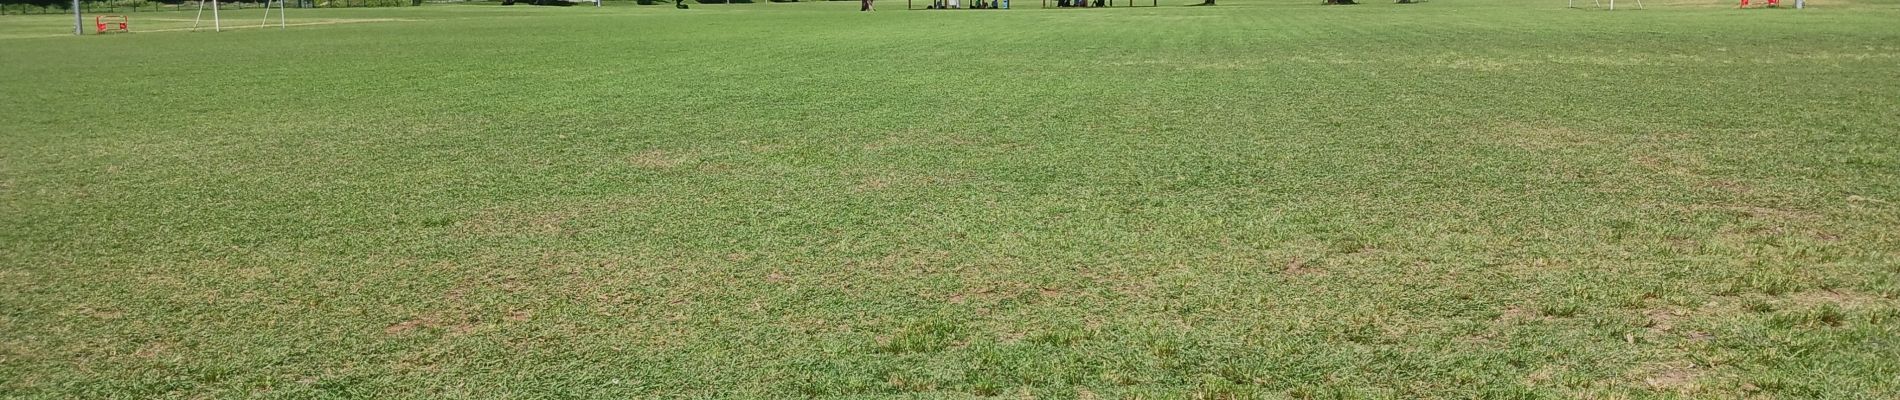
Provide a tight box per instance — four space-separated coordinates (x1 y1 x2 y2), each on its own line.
3 0 1899 398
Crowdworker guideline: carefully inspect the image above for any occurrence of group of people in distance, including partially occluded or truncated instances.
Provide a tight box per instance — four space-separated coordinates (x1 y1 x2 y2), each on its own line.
1055 0 1104 6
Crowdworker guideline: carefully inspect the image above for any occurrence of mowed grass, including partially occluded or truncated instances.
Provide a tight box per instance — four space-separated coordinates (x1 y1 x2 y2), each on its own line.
4 0 1900 397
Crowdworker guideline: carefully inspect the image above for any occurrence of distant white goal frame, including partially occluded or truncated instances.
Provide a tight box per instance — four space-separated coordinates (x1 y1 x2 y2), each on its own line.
194 0 290 32
1569 0 1643 9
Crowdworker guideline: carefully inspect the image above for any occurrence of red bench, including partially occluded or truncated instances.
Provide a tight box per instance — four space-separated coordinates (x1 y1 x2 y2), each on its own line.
96 15 129 34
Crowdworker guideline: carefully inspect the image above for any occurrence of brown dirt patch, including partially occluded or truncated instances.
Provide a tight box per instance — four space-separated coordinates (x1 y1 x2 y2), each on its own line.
1635 361 1703 392
132 341 172 359
1642 306 1718 342
1283 257 1318 276
1787 289 1895 309
1498 306 1540 322
1077 388 1100 400
1524 365 1561 385
1643 307 1683 334
505 310 533 322
1640 299 1745 340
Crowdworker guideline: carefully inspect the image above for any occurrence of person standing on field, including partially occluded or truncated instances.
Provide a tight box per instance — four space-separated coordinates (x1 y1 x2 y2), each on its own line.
862 0 874 11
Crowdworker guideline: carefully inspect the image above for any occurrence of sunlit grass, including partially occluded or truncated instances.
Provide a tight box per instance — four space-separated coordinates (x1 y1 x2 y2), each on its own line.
3 0 1899 397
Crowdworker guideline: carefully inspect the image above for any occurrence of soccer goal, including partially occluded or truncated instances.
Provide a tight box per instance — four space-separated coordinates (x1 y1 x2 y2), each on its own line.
193 0 289 32
1569 0 1641 10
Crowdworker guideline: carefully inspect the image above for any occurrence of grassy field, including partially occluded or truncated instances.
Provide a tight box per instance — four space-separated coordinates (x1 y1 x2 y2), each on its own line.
4 0 1900 397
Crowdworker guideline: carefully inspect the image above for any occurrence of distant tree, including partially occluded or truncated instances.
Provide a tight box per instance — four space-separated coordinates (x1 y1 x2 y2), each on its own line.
14 0 67 8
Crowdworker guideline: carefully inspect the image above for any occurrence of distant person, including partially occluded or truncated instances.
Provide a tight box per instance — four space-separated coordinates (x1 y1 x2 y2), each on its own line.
861 0 873 10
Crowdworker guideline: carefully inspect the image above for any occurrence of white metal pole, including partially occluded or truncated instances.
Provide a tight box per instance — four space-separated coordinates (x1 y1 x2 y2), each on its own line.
73 0 81 36
193 0 204 31
213 0 220 32
280 0 286 27
260 0 283 28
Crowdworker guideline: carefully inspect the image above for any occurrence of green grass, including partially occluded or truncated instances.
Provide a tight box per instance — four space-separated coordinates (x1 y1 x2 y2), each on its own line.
4 0 1900 397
